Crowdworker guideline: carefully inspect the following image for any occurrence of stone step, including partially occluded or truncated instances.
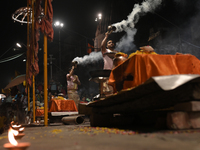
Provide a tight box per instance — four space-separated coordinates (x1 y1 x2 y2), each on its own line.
174 101 200 111
167 111 200 129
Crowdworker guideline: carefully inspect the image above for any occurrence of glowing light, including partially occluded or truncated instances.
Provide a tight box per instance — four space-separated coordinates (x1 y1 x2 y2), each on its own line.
16 43 22 48
12 125 21 128
98 13 102 19
8 128 18 146
54 21 60 26
19 127 24 131
54 21 64 28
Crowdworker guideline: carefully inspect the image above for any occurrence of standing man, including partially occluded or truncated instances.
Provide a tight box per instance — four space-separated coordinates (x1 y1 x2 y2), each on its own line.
101 31 118 96
101 32 118 70
66 66 81 109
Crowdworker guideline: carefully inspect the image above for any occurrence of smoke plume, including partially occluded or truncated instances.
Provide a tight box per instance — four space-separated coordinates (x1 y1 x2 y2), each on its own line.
115 28 137 53
113 0 162 32
72 51 103 67
113 0 162 53
72 52 103 98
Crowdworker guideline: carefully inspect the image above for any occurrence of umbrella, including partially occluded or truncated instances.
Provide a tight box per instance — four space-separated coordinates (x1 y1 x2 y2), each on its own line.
4 74 26 89
0 94 6 99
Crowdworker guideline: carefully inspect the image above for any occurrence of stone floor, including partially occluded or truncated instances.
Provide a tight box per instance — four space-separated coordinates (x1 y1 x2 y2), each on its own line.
1 120 200 150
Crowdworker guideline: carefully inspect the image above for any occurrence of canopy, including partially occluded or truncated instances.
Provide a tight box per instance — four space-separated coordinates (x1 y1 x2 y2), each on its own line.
4 74 26 89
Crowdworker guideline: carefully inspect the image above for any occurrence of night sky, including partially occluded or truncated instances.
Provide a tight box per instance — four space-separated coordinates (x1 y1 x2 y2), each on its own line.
1 0 200 92
0 0 106 90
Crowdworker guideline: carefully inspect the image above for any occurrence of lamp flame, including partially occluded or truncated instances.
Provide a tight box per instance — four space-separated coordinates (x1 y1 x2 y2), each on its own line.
8 128 19 146
19 127 24 132
12 125 21 128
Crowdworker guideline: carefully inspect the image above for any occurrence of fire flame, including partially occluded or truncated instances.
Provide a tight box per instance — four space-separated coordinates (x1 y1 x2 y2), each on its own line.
8 128 19 146
12 125 21 128
19 127 24 131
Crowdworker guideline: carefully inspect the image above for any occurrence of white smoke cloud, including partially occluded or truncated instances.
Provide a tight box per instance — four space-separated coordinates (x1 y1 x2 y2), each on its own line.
113 0 162 32
113 0 162 52
72 51 103 66
115 28 137 53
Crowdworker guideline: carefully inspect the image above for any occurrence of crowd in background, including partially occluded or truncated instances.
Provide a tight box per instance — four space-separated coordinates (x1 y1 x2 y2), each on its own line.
0 78 95 134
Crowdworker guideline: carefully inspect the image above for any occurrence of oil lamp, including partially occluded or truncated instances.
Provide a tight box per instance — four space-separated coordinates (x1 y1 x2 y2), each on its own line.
11 125 21 130
11 125 25 139
4 128 30 150
14 132 25 140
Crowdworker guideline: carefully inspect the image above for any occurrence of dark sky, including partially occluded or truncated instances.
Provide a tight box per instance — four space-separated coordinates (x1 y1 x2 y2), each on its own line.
0 0 106 90
0 1 27 90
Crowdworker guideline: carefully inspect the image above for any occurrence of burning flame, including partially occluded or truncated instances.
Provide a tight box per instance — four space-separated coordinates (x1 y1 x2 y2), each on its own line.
12 125 21 128
8 128 19 146
19 127 24 132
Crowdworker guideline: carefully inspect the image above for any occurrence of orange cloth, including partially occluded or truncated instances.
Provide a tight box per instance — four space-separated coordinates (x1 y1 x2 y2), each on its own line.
36 109 44 117
87 43 94 54
109 54 200 90
128 50 157 58
48 99 78 112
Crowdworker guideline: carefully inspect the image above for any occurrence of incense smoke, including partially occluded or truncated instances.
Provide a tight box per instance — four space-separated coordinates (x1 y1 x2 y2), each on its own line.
72 52 103 97
72 51 103 67
115 28 137 53
113 0 162 32
113 0 162 53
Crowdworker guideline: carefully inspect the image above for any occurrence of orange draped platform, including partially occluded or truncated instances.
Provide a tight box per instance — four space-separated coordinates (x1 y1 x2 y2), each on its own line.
109 54 200 91
36 109 44 117
35 99 78 117
48 99 78 112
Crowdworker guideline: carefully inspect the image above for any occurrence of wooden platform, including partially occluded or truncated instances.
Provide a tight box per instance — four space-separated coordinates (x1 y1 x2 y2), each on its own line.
87 75 200 127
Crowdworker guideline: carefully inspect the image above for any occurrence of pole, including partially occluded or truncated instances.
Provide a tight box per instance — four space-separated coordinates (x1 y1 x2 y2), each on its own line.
44 0 48 126
32 0 36 123
50 55 52 79
59 29 61 71
48 55 55 79
49 55 53 79
27 0 30 112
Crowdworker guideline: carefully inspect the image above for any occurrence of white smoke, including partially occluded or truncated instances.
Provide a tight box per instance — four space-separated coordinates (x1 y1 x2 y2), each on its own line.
113 0 162 32
115 28 137 53
113 0 162 52
72 51 103 66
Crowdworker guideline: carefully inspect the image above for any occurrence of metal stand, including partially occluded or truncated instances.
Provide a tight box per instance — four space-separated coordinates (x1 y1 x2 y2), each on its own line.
89 77 109 100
